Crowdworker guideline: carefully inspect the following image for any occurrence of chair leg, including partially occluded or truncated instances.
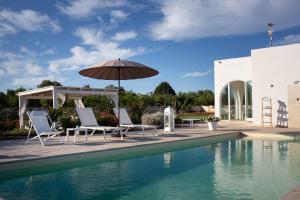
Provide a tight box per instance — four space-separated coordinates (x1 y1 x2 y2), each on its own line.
26 125 33 144
120 129 123 140
155 128 158 136
103 130 106 142
142 126 145 137
91 130 96 135
37 134 45 146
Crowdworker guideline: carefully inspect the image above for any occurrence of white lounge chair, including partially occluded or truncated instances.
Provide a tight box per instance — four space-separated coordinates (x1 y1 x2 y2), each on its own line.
26 111 63 146
76 107 122 141
113 108 158 136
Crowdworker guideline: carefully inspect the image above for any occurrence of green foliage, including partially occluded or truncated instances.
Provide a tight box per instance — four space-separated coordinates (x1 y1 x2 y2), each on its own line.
0 92 8 108
105 84 125 93
0 119 18 131
48 107 64 122
57 107 80 130
0 128 28 139
6 87 26 107
141 112 164 127
154 82 176 96
37 80 62 88
83 95 114 113
96 112 118 126
207 116 220 122
176 90 214 112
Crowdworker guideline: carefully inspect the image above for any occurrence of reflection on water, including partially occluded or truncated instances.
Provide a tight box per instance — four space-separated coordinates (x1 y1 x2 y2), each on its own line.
0 138 300 200
214 139 300 200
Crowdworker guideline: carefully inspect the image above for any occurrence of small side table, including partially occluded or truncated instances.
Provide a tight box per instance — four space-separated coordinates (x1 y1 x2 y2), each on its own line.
66 127 88 142
182 119 201 127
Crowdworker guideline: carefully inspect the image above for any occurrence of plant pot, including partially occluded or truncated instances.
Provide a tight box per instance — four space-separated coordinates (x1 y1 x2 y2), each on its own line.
207 121 218 131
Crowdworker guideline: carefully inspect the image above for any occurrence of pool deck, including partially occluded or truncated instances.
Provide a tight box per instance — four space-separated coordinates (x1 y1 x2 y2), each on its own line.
281 185 300 200
1 121 300 166
0 125 239 165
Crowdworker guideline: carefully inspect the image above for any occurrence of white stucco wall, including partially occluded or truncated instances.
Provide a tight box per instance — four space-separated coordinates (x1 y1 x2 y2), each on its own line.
251 43 300 126
214 57 252 118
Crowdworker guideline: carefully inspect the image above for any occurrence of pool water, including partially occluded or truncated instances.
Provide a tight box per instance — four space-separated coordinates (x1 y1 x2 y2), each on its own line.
1 138 300 200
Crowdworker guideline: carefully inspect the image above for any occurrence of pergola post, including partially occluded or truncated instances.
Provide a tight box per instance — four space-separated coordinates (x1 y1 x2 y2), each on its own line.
228 82 231 120
19 96 27 129
52 89 58 109
244 81 248 120
74 98 85 108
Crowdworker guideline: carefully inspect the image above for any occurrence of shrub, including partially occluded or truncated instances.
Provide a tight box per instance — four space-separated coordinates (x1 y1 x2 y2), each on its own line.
96 112 118 126
0 128 28 139
207 116 220 122
0 119 18 132
141 112 164 127
60 116 80 130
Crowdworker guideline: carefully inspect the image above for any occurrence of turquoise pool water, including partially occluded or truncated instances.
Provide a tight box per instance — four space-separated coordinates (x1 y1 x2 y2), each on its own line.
0 138 300 200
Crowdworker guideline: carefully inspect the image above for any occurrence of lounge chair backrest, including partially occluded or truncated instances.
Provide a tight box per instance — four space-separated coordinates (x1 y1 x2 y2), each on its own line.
76 107 98 127
113 108 133 125
27 111 52 134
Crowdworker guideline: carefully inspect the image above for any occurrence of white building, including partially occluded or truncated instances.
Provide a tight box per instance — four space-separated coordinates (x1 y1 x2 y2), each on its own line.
214 43 300 127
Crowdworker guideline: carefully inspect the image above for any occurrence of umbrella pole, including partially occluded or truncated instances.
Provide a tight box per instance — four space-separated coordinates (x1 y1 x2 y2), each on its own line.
118 67 120 126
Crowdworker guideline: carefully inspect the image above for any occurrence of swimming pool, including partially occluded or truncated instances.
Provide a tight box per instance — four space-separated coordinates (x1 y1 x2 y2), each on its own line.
0 138 299 200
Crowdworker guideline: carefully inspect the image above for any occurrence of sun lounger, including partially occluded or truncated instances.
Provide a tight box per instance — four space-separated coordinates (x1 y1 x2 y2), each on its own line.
113 108 158 136
76 107 122 141
26 110 63 146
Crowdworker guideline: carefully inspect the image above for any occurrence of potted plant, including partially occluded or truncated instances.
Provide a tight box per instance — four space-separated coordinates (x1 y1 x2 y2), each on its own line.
207 116 220 131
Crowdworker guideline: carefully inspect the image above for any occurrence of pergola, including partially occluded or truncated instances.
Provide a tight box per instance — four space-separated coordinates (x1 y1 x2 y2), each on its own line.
17 86 118 129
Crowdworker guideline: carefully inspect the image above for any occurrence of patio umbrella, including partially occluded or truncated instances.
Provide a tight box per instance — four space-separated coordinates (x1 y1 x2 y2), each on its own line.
79 59 159 130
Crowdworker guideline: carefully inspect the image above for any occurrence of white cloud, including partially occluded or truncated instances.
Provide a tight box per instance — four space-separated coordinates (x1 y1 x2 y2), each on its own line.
0 48 66 88
182 70 211 78
150 0 300 41
25 63 43 75
11 75 66 87
110 10 129 23
276 34 300 45
41 48 56 56
57 0 128 19
112 31 137 41
0 9 61 36
50 27 144 69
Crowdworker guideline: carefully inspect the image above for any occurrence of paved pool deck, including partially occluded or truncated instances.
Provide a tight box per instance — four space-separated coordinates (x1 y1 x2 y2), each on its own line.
1 121 300 166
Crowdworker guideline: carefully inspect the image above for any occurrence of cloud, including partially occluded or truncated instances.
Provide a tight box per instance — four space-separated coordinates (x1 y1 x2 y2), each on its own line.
149 0 300 41
110 10 129 23
276 34 300 45
182 70 211 78
0 48 65 88
112 31 137 41
25 63 43 75
50 27 144 69
0 9 61 36
57 0 129 19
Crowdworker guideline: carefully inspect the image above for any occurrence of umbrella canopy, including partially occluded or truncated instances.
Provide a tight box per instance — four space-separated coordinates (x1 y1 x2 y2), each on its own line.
79 59 158 80
79 59 159 129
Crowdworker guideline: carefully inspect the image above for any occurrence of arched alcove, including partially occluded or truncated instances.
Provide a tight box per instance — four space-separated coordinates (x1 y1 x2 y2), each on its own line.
220 80 252 120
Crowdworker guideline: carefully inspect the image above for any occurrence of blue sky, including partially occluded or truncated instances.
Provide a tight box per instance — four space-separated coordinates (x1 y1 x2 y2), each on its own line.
0 0 300 94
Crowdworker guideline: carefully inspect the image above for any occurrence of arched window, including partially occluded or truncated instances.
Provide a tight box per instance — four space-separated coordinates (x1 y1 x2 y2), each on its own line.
220 80 252 120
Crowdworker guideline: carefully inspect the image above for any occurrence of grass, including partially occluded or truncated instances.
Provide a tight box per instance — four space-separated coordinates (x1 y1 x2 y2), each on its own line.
177 112 213 120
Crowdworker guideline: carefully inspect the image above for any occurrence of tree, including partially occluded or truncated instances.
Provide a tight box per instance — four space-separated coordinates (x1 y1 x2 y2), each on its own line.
0 92 8 108
105 84 125 93
37 80 62 88
154 82 176 96
6 87 26 107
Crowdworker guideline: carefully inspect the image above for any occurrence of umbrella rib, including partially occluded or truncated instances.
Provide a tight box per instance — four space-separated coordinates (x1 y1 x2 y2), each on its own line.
126 67 135 80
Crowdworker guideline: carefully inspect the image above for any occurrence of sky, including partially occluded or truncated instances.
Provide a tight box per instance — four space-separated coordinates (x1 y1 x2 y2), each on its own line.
0 0 300 94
